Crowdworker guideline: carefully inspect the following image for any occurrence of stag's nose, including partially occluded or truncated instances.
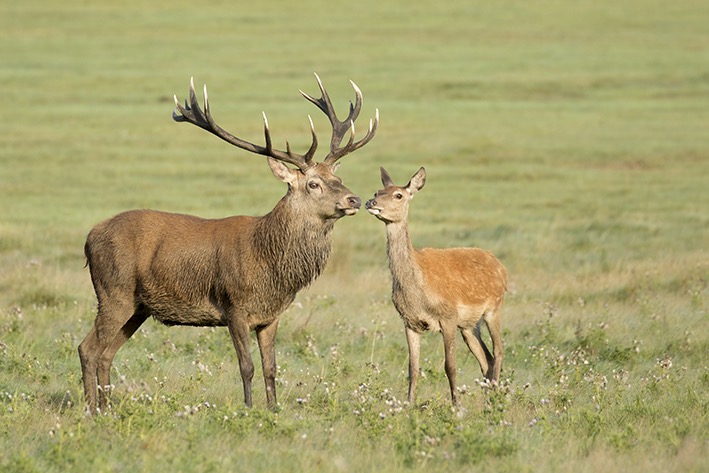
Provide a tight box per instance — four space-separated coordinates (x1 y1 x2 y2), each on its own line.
348 195 362 209
365 198 376 209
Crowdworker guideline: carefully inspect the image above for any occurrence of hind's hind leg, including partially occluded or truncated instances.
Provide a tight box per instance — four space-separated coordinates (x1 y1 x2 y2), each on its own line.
461 323 494 380
484 311 504 382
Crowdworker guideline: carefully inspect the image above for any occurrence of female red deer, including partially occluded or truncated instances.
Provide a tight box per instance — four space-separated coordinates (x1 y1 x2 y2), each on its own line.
79 75 378 414
366 167 507 405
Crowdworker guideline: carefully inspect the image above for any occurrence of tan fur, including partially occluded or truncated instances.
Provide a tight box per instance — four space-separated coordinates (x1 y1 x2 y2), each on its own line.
79 77 377 414
366 167 507 405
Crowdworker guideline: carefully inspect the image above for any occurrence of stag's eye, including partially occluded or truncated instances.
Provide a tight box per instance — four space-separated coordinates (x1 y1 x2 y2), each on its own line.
308 181 321 190
394 193 403 200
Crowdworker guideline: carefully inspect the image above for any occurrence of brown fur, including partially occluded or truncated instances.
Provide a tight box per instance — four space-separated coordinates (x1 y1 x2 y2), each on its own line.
366 167 507 405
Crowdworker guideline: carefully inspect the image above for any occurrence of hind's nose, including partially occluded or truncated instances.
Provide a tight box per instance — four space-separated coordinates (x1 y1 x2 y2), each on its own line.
365 198 376 209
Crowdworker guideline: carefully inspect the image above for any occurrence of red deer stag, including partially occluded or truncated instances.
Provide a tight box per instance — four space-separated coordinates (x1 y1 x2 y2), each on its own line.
78 74 378 414
365 167 506 405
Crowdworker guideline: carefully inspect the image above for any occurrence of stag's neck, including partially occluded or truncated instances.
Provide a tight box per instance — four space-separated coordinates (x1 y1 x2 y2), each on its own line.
385 221 424 295
254 197 335 292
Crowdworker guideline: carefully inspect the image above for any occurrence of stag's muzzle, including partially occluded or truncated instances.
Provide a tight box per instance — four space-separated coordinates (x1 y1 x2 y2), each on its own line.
339 195 361 216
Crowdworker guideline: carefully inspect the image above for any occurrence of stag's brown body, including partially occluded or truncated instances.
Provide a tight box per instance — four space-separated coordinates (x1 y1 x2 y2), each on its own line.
86 205 331 328
366 167 507 406
79 75 378 414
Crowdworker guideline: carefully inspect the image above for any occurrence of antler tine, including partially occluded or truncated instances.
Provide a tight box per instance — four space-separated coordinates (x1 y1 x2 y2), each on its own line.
323 108 380 165
172 78 317 171
172 77 210 131
300 73 378 165
299 74 362 125
261 112 273 153
299 73 331 117
304 115 318 162
347 79 364 124
299 74 349 151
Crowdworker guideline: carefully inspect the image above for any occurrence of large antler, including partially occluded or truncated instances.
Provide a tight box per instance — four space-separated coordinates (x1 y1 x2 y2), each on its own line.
300 73 379 166
173 75 378 170
173 77 318 171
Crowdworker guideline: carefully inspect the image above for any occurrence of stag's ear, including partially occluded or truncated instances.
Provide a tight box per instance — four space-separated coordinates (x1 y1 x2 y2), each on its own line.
380 167 395 187
268 157 298 185
406 167 426 195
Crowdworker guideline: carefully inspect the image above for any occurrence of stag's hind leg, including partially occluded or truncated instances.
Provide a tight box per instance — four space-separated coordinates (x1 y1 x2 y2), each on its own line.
96 308 149 409
78 326 101 414
78 298 136 414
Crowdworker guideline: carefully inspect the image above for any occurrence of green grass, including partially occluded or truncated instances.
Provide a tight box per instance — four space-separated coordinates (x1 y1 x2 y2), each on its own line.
1 0 708 471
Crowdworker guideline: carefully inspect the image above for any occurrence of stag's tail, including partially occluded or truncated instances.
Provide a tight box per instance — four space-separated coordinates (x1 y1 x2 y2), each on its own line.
83 231 97 269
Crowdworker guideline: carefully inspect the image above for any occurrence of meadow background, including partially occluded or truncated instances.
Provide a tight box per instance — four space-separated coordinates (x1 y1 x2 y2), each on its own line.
1 0 707 471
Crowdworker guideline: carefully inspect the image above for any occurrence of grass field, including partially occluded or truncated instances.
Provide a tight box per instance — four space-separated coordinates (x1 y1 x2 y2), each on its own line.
1 0 708 471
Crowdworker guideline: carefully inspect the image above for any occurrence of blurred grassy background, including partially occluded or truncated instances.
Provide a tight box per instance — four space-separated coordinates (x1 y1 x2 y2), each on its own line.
1 0 707 471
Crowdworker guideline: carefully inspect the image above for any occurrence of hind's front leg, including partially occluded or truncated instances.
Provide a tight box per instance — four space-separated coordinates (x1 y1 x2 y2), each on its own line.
441 322 459 405
405 326 421 404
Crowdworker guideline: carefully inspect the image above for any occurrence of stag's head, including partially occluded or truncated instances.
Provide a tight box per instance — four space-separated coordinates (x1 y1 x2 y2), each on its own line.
173 74 379 220
366 167 426 224
267 159 361 220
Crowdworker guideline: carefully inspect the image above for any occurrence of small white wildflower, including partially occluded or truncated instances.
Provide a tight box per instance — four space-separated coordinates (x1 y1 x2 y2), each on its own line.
658 356 672 369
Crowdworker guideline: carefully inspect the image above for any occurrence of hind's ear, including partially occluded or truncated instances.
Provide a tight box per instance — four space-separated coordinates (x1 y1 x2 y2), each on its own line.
406 167 426 194
380 167 394 187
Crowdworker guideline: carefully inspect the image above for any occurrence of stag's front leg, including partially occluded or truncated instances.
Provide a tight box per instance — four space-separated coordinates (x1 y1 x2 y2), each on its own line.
256 319 280 410
227 315 255 407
